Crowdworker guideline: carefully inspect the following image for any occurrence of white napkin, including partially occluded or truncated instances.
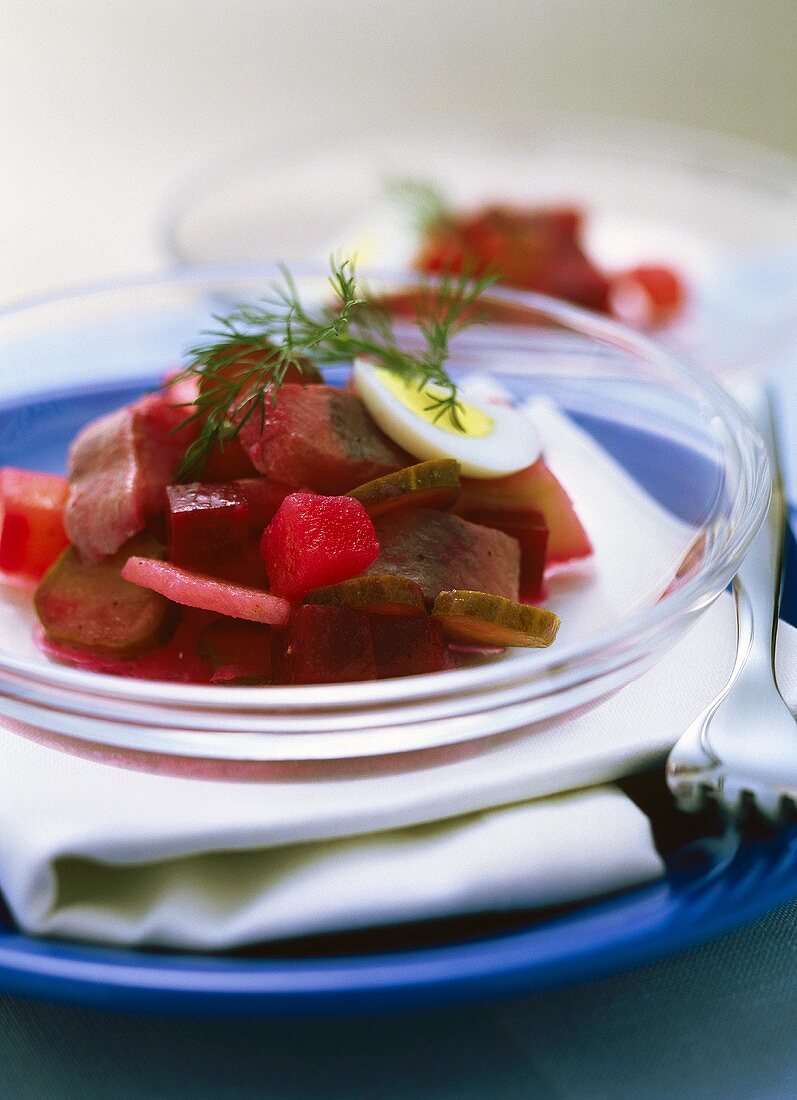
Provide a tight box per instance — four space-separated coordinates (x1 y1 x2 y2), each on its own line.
0 598 742 949
0 404 748 949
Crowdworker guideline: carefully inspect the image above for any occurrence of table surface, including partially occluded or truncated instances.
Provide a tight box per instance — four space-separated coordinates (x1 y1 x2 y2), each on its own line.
2 3 797 1096
2 898 797 1099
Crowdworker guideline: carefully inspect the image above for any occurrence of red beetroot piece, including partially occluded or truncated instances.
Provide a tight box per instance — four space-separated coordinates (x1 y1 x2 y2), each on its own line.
462 507 548 601
197 618 273 684
365 508 520 604
369 614 451 679
235 478 296 532
261 492 380 603
238 384 410 494
456 459 592 565
122 557 290 625
167 477 292 588
167 483 249 575
272 605 377 685
0 468 69 582
66 391 197 562
209 540 268 589
200 438 258 481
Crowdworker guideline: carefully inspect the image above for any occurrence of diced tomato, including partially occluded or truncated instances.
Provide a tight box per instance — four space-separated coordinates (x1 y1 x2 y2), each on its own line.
122 557 290 625
272 605 377 684
369 614 451 678
261 493 380 603
457 459 592 565
167 483 250 574
609 265 685 328
0 468 69 582
463 507 549 601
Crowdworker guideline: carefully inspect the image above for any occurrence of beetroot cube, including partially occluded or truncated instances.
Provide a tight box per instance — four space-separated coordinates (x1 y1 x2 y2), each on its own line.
167 483 249 574
261 492 379 602
370 614 451 678
214 539 269 589
238 384 410 494
272 605 377 684
234 478 295 533
200 438 258 481
464 508 549 601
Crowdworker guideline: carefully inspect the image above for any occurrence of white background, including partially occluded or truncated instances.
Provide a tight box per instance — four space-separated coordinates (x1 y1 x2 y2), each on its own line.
0 0 794 300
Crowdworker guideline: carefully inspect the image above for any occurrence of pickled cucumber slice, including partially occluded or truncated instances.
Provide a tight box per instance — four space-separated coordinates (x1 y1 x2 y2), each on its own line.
348 460 460 518
305 574 426 617
35 533 177 657
432 590 560 648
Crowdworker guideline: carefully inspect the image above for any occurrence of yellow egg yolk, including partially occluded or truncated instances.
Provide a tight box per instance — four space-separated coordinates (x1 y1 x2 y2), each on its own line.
373 368 495 438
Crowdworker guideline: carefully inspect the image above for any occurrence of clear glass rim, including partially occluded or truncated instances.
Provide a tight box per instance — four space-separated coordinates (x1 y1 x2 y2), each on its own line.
0 264 771 724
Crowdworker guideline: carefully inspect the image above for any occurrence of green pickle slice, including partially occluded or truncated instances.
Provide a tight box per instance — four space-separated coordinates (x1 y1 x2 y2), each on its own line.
305 574 427 616
35 533 177 656
348 459 460 518
432 589 560 648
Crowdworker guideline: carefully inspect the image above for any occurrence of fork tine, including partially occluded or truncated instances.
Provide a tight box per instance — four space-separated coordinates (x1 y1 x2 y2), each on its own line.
671 779 711 814
745 786 782 824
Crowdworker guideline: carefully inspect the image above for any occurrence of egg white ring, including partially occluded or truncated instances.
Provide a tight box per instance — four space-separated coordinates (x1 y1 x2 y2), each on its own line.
353 358 542 479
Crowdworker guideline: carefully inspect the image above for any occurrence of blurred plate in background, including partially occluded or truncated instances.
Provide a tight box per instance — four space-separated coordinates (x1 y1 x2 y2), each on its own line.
163 114 797 377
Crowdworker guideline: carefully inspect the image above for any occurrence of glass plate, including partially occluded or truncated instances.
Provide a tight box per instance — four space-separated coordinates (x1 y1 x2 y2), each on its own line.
162 115 797 378
0 268 785 1015
0 268 767 766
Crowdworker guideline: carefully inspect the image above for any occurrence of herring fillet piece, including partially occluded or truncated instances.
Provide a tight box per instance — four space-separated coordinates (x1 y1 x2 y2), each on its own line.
65 393 196 562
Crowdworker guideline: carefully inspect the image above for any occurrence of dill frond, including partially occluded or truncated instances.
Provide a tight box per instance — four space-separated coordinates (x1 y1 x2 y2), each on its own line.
169 256 495 478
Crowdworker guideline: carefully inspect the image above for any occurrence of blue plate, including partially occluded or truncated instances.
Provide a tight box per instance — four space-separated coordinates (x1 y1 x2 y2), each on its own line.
0 375 792 1017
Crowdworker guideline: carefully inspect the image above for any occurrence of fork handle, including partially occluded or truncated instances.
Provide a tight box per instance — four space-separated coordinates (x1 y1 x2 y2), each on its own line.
734 386 785 673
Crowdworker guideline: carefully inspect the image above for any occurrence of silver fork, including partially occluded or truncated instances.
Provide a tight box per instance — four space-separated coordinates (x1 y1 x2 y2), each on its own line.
667 383 797 823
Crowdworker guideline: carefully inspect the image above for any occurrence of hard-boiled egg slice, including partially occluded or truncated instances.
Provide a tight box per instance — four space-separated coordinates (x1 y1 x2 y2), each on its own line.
352 358 542 479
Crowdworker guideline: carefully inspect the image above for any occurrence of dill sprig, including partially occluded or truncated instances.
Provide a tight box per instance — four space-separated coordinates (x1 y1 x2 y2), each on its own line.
170 257 496 479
